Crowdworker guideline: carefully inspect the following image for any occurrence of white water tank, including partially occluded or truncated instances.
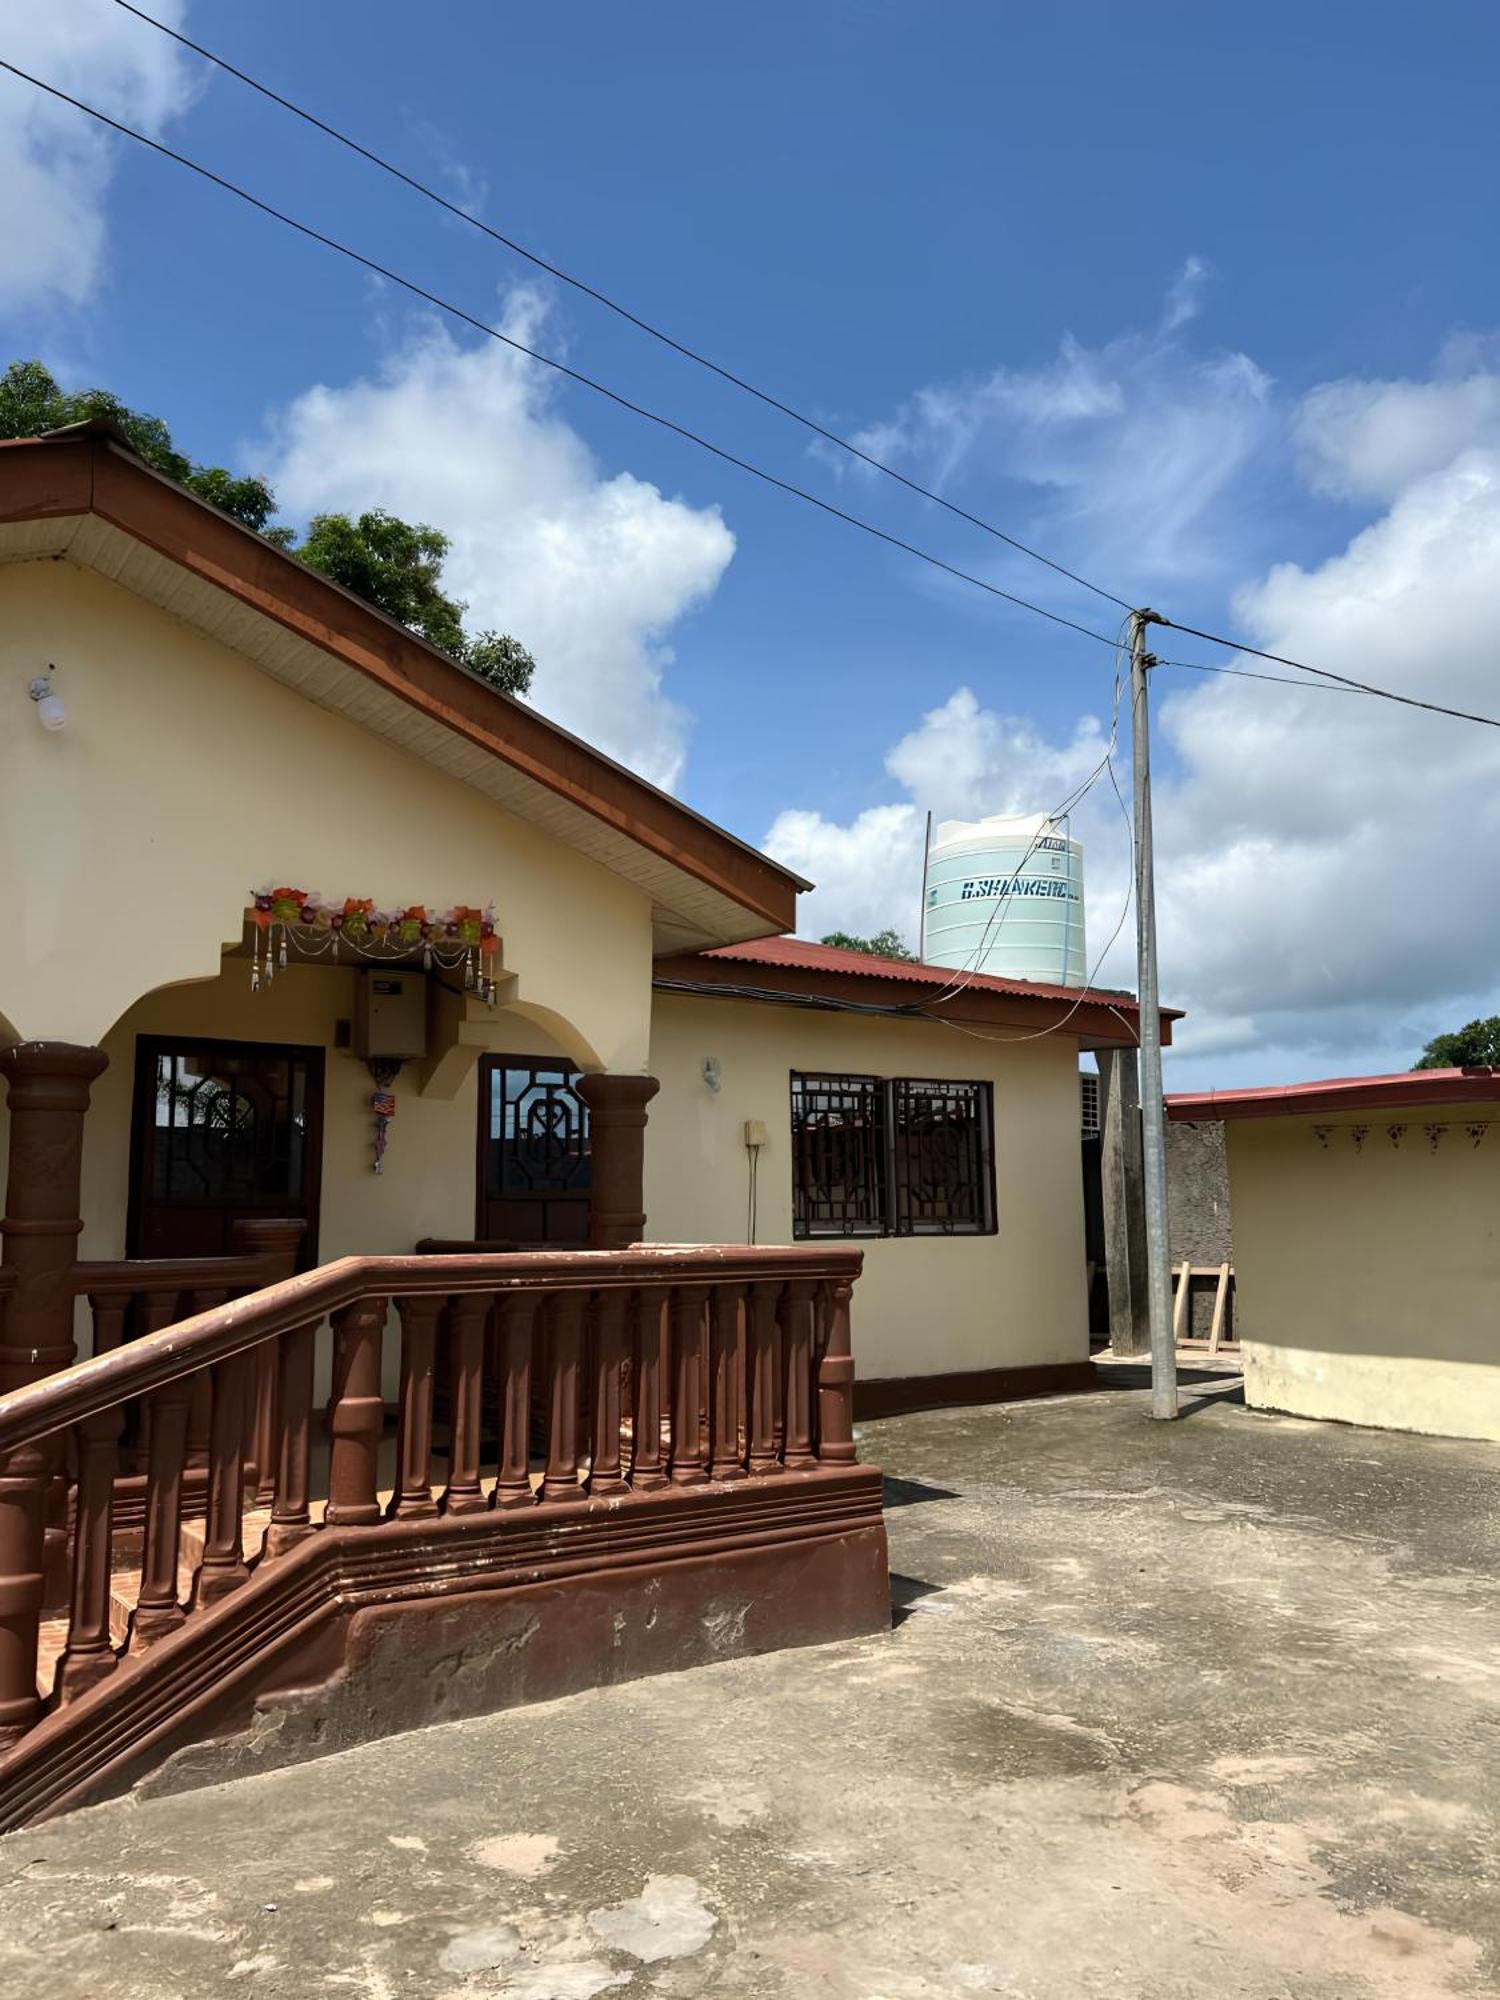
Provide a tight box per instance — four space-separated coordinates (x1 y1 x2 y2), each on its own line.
923 812 1087 987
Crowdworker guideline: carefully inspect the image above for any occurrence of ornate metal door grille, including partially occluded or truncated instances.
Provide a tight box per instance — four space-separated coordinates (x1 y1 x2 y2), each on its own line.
478 1057 591 1245
129 1037 324 1263
790 1071 996 1239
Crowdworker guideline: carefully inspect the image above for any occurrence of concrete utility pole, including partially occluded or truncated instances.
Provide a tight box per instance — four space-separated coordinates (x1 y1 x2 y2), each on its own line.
1129 610 1179 1419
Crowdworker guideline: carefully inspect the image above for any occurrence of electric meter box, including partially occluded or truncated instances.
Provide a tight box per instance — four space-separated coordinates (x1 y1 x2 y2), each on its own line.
354 970 428 1060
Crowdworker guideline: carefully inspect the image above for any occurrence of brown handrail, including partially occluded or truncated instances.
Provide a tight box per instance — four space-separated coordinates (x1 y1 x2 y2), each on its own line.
71 1218 307 1299
0 1245 862 1453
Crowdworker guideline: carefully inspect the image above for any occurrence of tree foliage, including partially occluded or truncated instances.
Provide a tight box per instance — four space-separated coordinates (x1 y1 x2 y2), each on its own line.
1413 1017 1500 1071
0 359 535 694
294 510 535 695
0 358 276 530
820 927 917 961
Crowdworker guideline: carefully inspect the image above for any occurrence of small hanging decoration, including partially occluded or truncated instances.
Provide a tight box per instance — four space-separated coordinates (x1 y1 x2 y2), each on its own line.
1312 1125 1333 1150
368 1059 402 1175
1349 1124 1370 1153
249 887 500 1002
1385 1123 1407 1150
1425 1123 1448 1153
1466 1123 1491 1148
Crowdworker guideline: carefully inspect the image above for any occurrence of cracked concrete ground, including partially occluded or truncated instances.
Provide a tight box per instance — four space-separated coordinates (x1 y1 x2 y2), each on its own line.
3 1368 1499 1998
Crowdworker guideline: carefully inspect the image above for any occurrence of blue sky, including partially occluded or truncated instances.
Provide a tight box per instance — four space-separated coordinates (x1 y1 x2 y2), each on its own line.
5 1 1500 1085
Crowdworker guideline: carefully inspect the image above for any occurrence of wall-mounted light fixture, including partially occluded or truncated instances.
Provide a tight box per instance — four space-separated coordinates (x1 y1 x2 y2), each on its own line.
27 668 66 732
702 1055 722 1093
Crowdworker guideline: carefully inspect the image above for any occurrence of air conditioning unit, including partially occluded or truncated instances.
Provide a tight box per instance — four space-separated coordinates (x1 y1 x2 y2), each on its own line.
354 971 428 1061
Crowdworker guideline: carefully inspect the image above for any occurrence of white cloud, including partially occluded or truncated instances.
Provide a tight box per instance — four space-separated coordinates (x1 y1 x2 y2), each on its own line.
0 1 198 316
1293 343 1500 503
837 260 1273 588
773 343 1500 1083
262 293 736 790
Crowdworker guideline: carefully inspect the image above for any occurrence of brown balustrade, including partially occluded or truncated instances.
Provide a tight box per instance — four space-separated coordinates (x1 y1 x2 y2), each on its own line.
0 1244 864 1752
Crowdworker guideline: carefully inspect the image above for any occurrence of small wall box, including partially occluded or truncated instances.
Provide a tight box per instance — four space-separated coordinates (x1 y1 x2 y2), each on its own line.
354 970 428 1061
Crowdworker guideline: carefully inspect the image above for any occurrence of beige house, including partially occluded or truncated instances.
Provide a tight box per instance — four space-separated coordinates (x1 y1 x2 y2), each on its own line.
1 421 1157 1405
1168 1070 1500 1442
0 421 1173 1818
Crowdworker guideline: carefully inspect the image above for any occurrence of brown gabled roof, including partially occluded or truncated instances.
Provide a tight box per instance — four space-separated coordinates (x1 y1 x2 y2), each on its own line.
654 934 1174 1050
1168 1066 1500 1121
0 426 804 951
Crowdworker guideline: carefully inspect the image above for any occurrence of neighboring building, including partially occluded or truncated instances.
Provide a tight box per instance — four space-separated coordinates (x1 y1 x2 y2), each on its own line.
1168 1069 1500 1441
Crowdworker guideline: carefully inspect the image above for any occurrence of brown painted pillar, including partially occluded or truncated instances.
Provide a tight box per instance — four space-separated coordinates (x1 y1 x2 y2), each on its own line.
0 1042 108 1741
577 1073 660 1250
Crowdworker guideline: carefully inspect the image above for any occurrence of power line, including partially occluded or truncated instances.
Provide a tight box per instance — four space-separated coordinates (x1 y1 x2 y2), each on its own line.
112 0 1134 616
1156 658 1366 696
0 59 1125 655
1156 617 1500 730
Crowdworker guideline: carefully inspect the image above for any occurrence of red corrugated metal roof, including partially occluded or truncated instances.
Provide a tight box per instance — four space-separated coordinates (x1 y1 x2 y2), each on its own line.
698 935 1148 1011
1167 1067 1500 1121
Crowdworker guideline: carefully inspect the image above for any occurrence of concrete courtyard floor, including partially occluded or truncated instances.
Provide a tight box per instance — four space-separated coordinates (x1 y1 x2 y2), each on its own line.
2 1369 1499 1999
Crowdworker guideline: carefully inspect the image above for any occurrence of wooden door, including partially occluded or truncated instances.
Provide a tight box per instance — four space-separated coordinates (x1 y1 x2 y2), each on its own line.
476 1055 590 1246
128 1036 324 1266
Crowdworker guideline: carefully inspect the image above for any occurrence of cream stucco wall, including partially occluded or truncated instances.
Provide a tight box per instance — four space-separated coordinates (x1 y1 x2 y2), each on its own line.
645 992 1089 1385
1227 1109 1500 1442
0 560 652 1070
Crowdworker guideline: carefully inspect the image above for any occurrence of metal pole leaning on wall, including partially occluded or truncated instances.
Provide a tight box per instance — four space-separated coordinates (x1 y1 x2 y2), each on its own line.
1129 612 1179 1420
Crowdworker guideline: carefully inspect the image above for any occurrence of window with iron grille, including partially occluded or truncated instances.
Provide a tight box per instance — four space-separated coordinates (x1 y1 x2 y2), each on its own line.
790 1071 995 1239
789 1073 887 1237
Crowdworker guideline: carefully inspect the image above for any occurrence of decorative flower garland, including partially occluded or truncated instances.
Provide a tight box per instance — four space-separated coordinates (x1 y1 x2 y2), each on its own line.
249 886 500 1002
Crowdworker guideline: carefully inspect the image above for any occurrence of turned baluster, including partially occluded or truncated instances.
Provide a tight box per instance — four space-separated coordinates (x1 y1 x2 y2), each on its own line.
131 1373 195 1647
708 1283 747 1480
441 1294 489 1515
746 1281 784 1476
184 1288 227 1473
0 1440 50 1741
54 1404 123 1702
194 1352 252 1606
326 1299 387 1528
540 1290 586 1502
263 1321 318 1558
628 1291 667 1490
131 1288 183 1471
780 1279 819 1471
589 1289 631 1495
250 1343 279 1509
668 1284 710 1486
388 1295 442 1519
491 1292 539 1510
817 1276 859 1465
89 1296 128 1357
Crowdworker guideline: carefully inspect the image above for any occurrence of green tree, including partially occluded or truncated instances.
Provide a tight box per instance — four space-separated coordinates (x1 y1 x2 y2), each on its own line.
1414 1018 1500 1070
0 359 536 694
0 358 275 531
820 928 917 961
295 510 535 695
